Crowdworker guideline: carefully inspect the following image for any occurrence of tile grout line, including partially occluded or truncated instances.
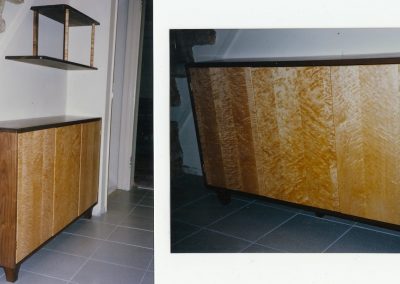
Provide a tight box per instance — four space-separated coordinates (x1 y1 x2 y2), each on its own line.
204 200 256 228
171 193 212 212
172 201 256 247
18 269 72 283
321 224 354 253
239 213 299 252
61 232 154 250
138 255 154 284
68 192 151 282
352 223 400 238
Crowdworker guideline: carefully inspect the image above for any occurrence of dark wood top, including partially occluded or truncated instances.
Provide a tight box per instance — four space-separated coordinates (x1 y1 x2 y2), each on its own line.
5 56 98 71
0 116 101 133
31 4 100 26
187 53 400 68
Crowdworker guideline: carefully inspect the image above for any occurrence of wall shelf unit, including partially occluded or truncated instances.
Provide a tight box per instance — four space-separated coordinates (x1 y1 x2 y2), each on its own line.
5 4 100 70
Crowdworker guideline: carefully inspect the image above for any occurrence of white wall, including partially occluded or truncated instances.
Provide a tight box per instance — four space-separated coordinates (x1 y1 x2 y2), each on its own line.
0 0 70 121
66 0 117 215
178 28 400 176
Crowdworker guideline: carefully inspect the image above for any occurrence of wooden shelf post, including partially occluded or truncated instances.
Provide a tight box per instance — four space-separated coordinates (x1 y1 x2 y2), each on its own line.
63 8 69 61
90 23 95 67
32 11 38 56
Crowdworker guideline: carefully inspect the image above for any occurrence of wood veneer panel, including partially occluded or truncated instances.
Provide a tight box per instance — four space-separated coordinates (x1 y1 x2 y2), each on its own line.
224 68 259 194
0 132 17 268
250 68 282 197
16 129 55 262
331 66 367 218
79 121 101 215
189 68 226 188
267 67 308 204
296 67 338 210
53 124 81 233
208 68 241 190
360 65 400 224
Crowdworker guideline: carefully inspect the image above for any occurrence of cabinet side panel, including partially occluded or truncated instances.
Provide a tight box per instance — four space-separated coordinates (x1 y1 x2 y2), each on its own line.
189 68 227 188
359 65 400 224
79 121 101 214
53 124 81 234
0 132 17 268
16 129 55 262
331 66 367 218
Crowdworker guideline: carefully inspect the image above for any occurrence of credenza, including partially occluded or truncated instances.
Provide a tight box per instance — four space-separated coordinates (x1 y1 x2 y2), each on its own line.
0 116 101 282
187 55 400 230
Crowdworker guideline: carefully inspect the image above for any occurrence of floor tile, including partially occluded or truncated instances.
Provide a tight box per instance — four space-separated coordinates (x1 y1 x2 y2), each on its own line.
21 250 86 280
141 272 154 284
354 222 400 237
326 227 400 253
171 176 210 210
208 203 295 241
139 196 154 207
108 190 146 204
242 244 281 253
130 206 154 219
120 214 154 231
72 260 144 284
0 271 68 283
172 229 251 253
64 220 116 240
148 259 154 271
257 214 350 252
45 233 106 257
107 201 137 213
255 199 302 213
172 195 248 227
91 210 130 225
108 227 154 249
171 220 200 245
92 242 153 269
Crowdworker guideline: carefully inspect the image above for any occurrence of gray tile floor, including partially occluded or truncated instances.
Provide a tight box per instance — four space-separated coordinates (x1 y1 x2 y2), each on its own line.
171 174 400 253
0 189 154 284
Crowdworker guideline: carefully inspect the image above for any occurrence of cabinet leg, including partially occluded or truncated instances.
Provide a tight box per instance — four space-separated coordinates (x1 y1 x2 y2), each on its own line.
4 265 20 283
216 190 231 205
82 207 93 219
315 212 325 218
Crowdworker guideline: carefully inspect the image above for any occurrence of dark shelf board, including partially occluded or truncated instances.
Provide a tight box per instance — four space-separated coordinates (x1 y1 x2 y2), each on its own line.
31 4 100 26
0 116 101 133
5 56 98 70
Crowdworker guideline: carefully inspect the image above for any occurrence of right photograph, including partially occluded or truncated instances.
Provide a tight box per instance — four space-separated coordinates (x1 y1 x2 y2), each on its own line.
170 28 400 253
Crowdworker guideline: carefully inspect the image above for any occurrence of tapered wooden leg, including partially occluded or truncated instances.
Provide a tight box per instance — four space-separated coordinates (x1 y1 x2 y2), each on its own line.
82 207 93 219
216 189 231 205
4 265 20 283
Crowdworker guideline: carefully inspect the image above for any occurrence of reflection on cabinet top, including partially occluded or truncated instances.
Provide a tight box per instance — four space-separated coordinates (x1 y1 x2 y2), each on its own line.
187 53 400 68
0 116 101 133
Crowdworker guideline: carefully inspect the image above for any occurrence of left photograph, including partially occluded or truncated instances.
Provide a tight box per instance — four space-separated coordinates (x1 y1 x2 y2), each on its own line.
0 0 153 283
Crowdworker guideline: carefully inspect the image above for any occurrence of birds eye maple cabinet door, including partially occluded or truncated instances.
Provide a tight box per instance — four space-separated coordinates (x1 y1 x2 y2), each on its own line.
16 129 55 262
53 124 82 234
79 121 101 215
